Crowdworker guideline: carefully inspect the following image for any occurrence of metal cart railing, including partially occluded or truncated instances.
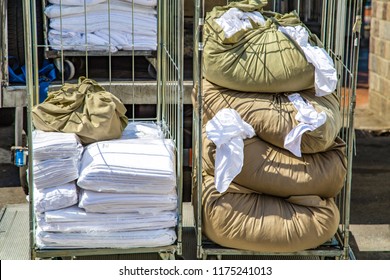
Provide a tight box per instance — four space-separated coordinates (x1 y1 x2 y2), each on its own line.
192 0 362 260
24 0 184 260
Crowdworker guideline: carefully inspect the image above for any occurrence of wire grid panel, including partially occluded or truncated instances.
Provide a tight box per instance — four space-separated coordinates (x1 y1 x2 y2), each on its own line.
24 0 184 259
193 0 362 260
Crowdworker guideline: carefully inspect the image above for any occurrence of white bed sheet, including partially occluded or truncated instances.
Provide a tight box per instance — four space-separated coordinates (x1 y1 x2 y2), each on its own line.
33 157 79 189
32 130 83 161
36 228 176 249
48 0 157 7
45 1 157 18
37 207 176 232
77 138 176 193
78 189 178 214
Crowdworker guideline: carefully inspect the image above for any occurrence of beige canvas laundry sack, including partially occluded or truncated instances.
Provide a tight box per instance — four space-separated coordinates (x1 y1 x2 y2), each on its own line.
203 1 321 92
32 76 128 145
193 173 340 253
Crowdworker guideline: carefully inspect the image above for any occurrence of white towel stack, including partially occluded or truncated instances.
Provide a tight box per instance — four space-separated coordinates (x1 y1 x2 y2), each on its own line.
45 0 158 52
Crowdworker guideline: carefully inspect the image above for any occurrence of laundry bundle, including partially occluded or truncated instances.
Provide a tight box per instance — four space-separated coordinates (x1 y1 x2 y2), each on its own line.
35 122 177 249
45 0 158 52
32 130 83 191
193 0 346 253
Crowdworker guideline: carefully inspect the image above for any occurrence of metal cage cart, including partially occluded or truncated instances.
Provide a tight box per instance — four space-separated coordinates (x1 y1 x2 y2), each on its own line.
24 0 183 259
192 0 362 260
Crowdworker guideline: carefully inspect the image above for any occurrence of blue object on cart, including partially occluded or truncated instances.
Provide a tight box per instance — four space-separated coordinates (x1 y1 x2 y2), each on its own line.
8 59 57 103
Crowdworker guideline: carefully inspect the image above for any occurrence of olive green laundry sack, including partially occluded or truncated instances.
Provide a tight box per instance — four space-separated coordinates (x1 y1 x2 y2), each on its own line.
32 77 128 145
203 0 321 92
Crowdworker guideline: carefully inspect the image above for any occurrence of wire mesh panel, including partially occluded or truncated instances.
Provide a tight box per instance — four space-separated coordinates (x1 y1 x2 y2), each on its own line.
23 0 183 259
192 0 362 260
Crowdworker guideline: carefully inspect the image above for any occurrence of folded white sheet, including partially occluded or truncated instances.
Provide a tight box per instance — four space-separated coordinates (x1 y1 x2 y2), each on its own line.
32 130 83 161
94 30 157 50
33 157 79 189
37 206 176 232
78 189 178 214
36 227 176 249
48 0 157 7
34 182 78 213
48 30 118 52
77 138 176 193
45 1 157 18
49 11 157 34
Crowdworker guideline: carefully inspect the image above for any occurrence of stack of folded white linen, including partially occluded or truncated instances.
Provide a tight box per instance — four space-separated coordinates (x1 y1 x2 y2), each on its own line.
35 122 178 249
32 130 83 191
45 0 158 52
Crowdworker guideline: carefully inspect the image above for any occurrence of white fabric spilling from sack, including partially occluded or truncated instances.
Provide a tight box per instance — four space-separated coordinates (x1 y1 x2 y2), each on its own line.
206 108 255 193
215 7 266 39
77 138 176 193
278 25 337 97
36 227 176 249
78 189 178 214
32 130 83 161
37 206 176 232
46 0 157 51
284 93 327 157
34 182 78 213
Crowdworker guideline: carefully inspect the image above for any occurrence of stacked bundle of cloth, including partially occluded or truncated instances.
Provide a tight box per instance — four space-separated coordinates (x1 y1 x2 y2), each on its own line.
45 0 158 52
193 0 347 253
35 122 178 249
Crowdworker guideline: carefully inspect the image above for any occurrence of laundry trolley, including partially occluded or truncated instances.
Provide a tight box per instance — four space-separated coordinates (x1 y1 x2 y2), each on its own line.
23 0 184 259
192 0 362 260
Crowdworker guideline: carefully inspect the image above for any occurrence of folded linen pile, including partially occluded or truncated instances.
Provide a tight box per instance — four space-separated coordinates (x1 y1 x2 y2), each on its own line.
35 122 178 249
32 130 83 190
45 0 158 52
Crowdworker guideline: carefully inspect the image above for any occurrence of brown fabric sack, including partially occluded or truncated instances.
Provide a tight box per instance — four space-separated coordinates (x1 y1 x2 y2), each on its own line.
193 173 340 253
193 79 342 154
202 131 347 198
32 77 128 145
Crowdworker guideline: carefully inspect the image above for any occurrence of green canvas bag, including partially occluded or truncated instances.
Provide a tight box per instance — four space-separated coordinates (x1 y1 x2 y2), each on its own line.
203 1 321 92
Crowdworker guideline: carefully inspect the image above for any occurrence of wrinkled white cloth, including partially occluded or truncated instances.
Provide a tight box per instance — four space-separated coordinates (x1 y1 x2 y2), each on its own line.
34 182 78 213
278 25 337 97
94 30 157 51
206 108 255 193
215 7 266 39
284 93 327 157
120 121 163 139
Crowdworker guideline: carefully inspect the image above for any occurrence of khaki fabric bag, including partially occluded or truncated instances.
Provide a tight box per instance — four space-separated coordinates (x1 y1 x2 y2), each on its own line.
202 131 347 198
32 77 128 145
204 2 321 92
193 174 340 253
193 79 342 154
